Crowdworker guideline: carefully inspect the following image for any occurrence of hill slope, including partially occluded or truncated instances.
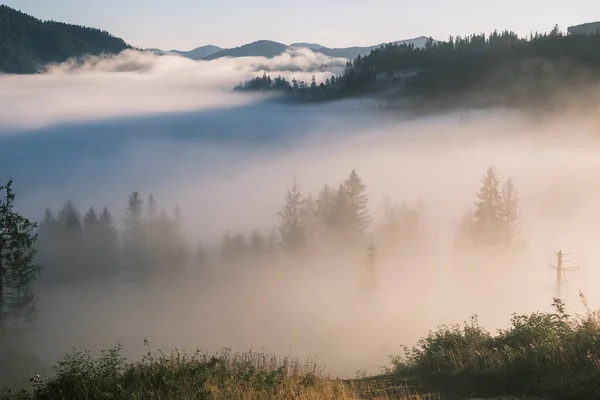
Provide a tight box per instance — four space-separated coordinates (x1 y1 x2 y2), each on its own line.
568 21 600 35
147 45 223 60
0 5 130 73
202 40 289 60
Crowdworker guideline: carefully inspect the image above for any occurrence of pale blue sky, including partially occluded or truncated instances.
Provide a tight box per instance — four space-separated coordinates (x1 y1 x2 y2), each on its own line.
3 0 599 50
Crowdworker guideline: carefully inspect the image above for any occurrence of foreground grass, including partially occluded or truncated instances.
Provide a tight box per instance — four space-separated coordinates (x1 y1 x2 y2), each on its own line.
4 296 600 399
1 344 425 400
389 295 600 399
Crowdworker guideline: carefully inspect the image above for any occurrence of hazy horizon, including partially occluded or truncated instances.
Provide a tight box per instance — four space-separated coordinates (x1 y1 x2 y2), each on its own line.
1 0 599 51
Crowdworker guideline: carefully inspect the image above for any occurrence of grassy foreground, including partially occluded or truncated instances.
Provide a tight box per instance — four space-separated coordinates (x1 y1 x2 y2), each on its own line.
3 296 600 399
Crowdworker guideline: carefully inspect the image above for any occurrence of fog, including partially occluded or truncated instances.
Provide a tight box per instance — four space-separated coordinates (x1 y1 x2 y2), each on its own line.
2 49 600 378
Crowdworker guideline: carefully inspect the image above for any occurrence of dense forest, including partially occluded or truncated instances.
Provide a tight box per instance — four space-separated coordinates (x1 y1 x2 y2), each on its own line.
0 5 130 74
235 26 600 108
17 166 521 290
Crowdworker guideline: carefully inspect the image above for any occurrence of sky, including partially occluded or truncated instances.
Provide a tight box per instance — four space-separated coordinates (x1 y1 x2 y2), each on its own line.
1 0 600 50
2 0 600 50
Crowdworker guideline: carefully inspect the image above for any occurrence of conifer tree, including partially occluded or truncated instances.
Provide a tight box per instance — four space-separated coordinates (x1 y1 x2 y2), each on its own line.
500 177 523 250
330 170 372 244
277 179 306 255
455 208 476 249
345 170 371 239
122 192 147 280
36 208 58 282
153 207 188 275
56 200 84 280
97 207 120 278
221 231 234 262
0 179 41 340
315 184 335 227
300 193 317 242
328 183 351 234
473 166 503 247
249 230 265 259
82 207 100 279
361 237 379 296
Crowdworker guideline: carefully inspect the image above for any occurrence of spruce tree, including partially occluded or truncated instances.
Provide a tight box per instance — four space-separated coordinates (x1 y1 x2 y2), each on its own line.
122 192 147 280
0 179 41 340
361 237 379 296
56 200 84 281
500 177 523 250
473 166 503 247
82 207 99 279
97 207 120 279
330 170 372 244
249 230 265 258
153 207 187 275
455 208 476 249
36 208 58 283
315 184 335 227
277 179 306 255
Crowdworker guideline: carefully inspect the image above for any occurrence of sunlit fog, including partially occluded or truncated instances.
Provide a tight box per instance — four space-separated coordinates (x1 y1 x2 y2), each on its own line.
3 47 600 379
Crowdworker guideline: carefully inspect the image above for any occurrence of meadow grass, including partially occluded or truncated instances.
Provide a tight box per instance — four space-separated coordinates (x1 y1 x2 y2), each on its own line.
390 294 600 399
4 295 600 399
1 342 425 400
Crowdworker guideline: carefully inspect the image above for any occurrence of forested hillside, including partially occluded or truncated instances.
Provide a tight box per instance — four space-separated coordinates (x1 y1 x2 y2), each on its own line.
0 5 130 74
236 26 600 109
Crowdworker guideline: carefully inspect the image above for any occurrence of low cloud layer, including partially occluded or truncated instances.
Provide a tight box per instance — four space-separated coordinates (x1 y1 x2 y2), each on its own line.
4 51 600 378
0 48 347 131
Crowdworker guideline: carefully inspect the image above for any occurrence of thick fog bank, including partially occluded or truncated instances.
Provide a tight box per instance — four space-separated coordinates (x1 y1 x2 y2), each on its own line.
3 50 600 377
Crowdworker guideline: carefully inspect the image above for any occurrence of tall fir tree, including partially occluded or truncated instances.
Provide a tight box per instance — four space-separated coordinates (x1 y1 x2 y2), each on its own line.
473 166 503 248
97 207 120 279
0 179 41 341
455 208 476 250
153 207 188 275
361 237 379 297
500 177 524 250
249 230 266 259
328 170 371 244
315 184 335 226
82 207 100 279
56 200 84 281
277 179 306 255
122 192 147 280
36 208 59 282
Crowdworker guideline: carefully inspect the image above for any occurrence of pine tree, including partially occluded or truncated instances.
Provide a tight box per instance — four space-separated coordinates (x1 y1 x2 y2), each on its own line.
473 166 503 247
249 230 265 258
36 208 59 282
0 179 41 340
500 177 523 250
277 179 306 255
455 208 476 249
343 170 372 240
82 207 100 279
315 184 335 240
56 200 84 281
221 231 234 262
328 183 350 233
361 237 379 296
83 207 99 236
153 207 187 275
122 192 147 280
300 193 317 242
97 207 120 279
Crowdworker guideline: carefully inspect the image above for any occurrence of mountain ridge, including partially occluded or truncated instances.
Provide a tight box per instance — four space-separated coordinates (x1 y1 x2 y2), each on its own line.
149 36 437 61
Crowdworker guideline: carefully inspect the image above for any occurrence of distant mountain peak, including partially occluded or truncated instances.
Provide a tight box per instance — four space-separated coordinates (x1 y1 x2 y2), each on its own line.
149 36 439 63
